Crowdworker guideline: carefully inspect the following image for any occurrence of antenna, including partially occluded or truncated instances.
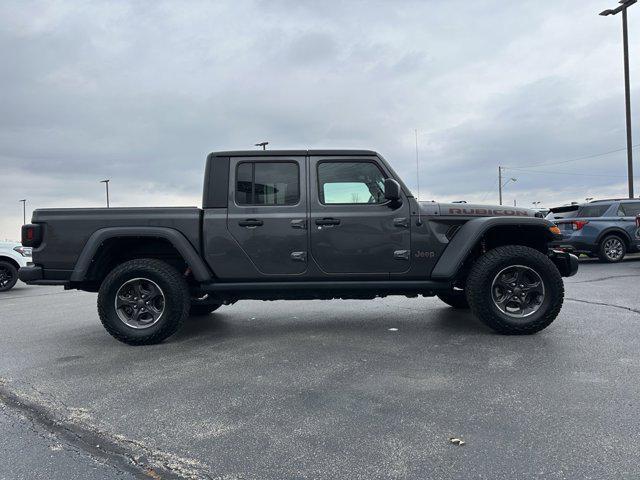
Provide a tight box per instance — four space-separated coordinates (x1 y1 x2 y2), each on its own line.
415 129 420 201
415 129 422 226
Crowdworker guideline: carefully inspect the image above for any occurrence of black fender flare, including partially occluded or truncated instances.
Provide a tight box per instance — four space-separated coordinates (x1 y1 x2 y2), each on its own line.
595 227 631 247
69 227 212 282
431 216 555 281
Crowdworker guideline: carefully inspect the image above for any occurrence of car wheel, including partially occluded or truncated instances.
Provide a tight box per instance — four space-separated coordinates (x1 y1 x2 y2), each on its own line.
598 235 626 263
436 289 469 309
97 258 189 345
466 245 564 335
0 260 19 292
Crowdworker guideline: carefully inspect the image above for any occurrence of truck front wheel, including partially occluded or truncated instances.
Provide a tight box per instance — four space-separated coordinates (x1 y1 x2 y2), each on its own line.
466 245 564 335
97 259 190 345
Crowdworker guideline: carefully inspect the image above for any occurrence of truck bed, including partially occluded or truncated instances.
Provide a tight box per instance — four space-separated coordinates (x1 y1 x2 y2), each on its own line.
30 207 202 279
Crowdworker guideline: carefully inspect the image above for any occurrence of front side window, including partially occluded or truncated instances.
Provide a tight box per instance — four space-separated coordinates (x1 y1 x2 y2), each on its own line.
235 162 299 206
317 162 387 204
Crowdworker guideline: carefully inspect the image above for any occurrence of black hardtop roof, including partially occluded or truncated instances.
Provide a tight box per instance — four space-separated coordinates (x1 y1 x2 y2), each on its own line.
209 149 378 157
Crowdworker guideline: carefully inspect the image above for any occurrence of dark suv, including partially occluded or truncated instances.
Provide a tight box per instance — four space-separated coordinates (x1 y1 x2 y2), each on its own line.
550 199 640 262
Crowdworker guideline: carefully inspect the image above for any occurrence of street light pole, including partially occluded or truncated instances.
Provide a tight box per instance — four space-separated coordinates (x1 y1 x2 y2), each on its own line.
600 0 637 198
622 6 634 198
498 166 517 205
19 199 26 225
100 179 110 208
254 142 269 150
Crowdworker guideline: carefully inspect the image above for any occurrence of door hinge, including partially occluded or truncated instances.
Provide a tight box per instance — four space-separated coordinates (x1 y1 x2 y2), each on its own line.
394 250 410 260
393 217 409 228
290 251 307 262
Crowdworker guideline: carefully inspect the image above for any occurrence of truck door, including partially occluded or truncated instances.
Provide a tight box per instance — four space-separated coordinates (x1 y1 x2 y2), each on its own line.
309 156 411 275
227 156 308 275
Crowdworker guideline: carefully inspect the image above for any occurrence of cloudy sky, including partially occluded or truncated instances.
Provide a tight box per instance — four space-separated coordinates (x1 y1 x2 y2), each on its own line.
1 0 639 240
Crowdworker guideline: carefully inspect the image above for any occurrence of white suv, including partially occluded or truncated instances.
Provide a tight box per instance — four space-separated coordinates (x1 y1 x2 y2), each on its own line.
0 241 31 292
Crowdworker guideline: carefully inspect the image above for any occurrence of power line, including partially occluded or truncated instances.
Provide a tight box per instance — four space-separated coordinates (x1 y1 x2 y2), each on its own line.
504 166 638 178
506 144 640 169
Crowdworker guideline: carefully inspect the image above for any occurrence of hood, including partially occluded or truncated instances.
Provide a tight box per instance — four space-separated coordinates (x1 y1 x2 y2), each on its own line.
418 202 536 218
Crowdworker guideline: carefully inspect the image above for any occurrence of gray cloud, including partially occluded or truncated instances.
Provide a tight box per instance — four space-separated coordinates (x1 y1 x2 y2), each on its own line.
1 0 639 239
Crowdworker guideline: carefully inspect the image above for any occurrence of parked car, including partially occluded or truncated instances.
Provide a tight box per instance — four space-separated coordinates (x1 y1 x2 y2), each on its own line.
0 241 31 291
545 204 579 221
550 199 640 262
20 149 577 344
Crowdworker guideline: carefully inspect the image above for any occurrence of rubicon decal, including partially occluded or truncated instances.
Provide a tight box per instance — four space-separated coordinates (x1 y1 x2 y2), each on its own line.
448 208 529 217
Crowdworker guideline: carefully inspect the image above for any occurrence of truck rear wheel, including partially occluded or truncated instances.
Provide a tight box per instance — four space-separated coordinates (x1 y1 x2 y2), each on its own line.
97 259 189 345
466 245 564 335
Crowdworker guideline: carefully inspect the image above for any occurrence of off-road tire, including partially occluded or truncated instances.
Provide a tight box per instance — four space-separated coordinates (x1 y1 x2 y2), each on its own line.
97 259 189 345
437 290 469 309
466 245 564 335
190 302 221 316
0 260 19 292
597 235 626 263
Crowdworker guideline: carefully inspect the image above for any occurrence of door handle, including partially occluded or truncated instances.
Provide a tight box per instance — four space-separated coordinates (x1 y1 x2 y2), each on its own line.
291 219 307 229
238 219 264 227
393 217 409 228
315 218 341 226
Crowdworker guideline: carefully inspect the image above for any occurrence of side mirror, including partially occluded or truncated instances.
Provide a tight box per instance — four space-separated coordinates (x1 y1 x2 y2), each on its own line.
384 178 401 202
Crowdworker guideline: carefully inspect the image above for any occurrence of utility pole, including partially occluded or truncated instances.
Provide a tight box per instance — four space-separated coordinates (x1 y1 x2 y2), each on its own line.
19 199 26 225
100 179 110 208
498 166 502 205
600 0 637 198
254 142 269 150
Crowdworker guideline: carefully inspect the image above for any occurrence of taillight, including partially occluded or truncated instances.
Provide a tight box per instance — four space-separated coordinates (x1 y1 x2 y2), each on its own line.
21 224 42 247
636 215 640 228
572 220 589 231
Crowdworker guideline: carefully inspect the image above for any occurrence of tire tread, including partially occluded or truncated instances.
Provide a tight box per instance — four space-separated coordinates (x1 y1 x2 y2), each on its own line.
97 259 189 345
466 245 564 335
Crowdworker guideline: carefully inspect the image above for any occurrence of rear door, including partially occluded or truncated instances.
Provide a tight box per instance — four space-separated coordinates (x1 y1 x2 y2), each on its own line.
308 156 411 275
617 201 640 248
227 156 308 275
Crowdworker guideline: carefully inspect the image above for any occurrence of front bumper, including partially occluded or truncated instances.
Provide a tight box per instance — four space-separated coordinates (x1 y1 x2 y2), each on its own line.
548 250 579 277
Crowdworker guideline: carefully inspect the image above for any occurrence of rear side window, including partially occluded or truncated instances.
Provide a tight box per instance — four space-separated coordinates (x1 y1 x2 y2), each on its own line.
576 204 611 218
618 202 640 216
235 162 299 206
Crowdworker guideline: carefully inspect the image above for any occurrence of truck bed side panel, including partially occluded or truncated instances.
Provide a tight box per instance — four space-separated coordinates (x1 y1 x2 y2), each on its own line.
31 207 202 275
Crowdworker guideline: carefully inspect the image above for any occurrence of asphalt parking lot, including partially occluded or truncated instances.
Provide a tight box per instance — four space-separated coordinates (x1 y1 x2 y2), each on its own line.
1 256 639 480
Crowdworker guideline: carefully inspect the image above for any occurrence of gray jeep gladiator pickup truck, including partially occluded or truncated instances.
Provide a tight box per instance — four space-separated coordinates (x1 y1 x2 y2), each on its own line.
19 150 578 345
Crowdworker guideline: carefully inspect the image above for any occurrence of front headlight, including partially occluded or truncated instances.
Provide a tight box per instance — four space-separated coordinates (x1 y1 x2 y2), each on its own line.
13 246 32 257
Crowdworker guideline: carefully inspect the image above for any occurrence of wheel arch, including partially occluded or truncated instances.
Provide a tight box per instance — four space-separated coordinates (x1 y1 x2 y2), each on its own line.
0 256 21 271
431 217 556 281
595 228 631 247
70 227 213 286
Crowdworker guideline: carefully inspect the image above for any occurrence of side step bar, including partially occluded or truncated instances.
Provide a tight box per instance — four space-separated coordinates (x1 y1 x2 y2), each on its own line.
202 280 448 292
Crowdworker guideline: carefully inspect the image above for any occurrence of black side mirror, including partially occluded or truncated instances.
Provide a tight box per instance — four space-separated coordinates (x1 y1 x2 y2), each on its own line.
384 178 401 202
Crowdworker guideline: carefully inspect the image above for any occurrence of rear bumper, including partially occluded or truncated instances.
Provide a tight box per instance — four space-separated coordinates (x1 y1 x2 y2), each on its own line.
548 250 579 277
548 239 595 254
18 266 69 286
